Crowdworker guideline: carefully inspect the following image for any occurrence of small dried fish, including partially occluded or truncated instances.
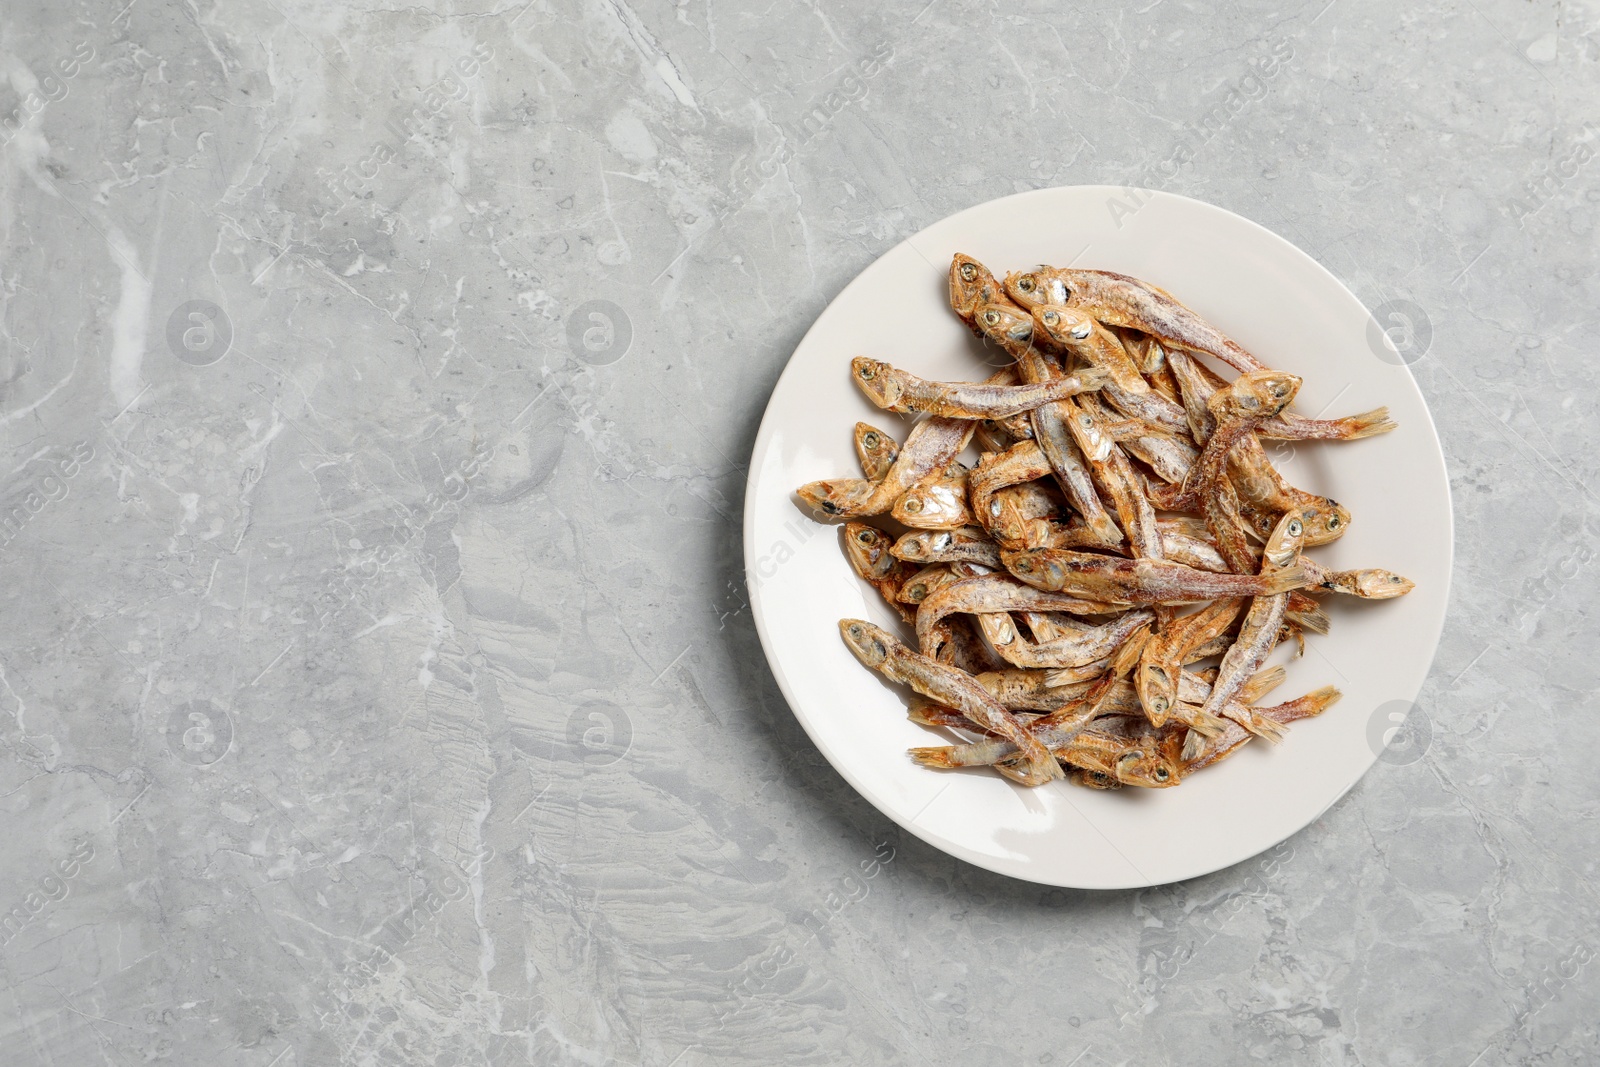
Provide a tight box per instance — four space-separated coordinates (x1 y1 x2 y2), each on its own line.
842 522 918 624
1005 267 1268 374
1135 598 1246 726
914 572 1118 654
1182 686 1342 772
852 357 1110 419
1198 512 1307 738
1030 305 1150 394
840 619 1061 784
974 303 1123 545
1059 396 1162 559
892 527 1004 569
980 608 1154 670
1001 548 1308 604
802 256 1410 790
798 414 976 517
1301 558 1415 598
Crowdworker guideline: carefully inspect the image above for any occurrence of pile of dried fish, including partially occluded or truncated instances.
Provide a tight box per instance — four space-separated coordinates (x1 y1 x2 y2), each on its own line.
798 257 1414 790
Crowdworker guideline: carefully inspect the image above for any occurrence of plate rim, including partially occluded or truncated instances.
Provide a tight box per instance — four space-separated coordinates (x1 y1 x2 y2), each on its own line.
741 184 1455 890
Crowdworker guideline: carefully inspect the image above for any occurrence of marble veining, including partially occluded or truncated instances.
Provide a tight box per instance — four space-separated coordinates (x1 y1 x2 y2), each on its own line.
0 0 1596 1063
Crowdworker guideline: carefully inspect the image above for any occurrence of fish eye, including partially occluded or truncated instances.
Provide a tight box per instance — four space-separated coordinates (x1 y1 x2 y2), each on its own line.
1080 414 1094 427
982 310 1000 326
856 530 875 544
1151 697 1167 713
959 263 978 281
821 500 840 514
859 365 875 379
1390 574 1403 583
1287 519 1303 536
1326 515 1341 529
1041 309 1059 327
1013 557 1034 573
1018 276 1037 293
848 624 863 638
1069 323 1091 340
862 431 879 448
1154 766 1171 782
908 584 926 601
903 497 923 513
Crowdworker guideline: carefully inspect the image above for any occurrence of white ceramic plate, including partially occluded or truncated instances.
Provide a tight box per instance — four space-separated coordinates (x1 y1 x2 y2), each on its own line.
743 186 1452 889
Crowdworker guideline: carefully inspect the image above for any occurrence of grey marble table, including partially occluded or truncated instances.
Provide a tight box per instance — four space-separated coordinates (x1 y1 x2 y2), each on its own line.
0 0 1594 1064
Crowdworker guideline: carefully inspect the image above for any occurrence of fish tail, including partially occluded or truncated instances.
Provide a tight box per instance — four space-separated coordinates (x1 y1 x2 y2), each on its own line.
907 746 961 769
1337 406 1397 439
1299 685 1343 713
1286 601 1332 634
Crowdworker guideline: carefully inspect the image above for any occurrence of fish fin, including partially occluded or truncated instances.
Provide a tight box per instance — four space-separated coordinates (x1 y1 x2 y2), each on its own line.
1073 365 1115 391
993 756 1056 787
1185 708 1229 738
1225 706 1288 744
1260 562 1311 596
1180 729 1207 763
1041 668 1084 688
1337 406 1398 439
1239 665 1288 704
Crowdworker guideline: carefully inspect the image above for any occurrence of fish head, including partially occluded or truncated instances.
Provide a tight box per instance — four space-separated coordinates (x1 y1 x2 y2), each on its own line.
1032 305 1098 348
892 530 942 562
1003 268 1071 310
842 523 896 580
986 491 1030 546
1114 747 1181 788
1297 497 1351 545
949 254 1006 322
1135 662 1178 725
1210 370 1303 420
975 302 1036 349
898 565 954 605
1070 768 1123 790
1338 568 1415 599
999 548 1057 590
853 422 898 473
850 357 903 408
892 479 967 529
838 618 893 668
796 478 875 517
1262 511 1308 570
